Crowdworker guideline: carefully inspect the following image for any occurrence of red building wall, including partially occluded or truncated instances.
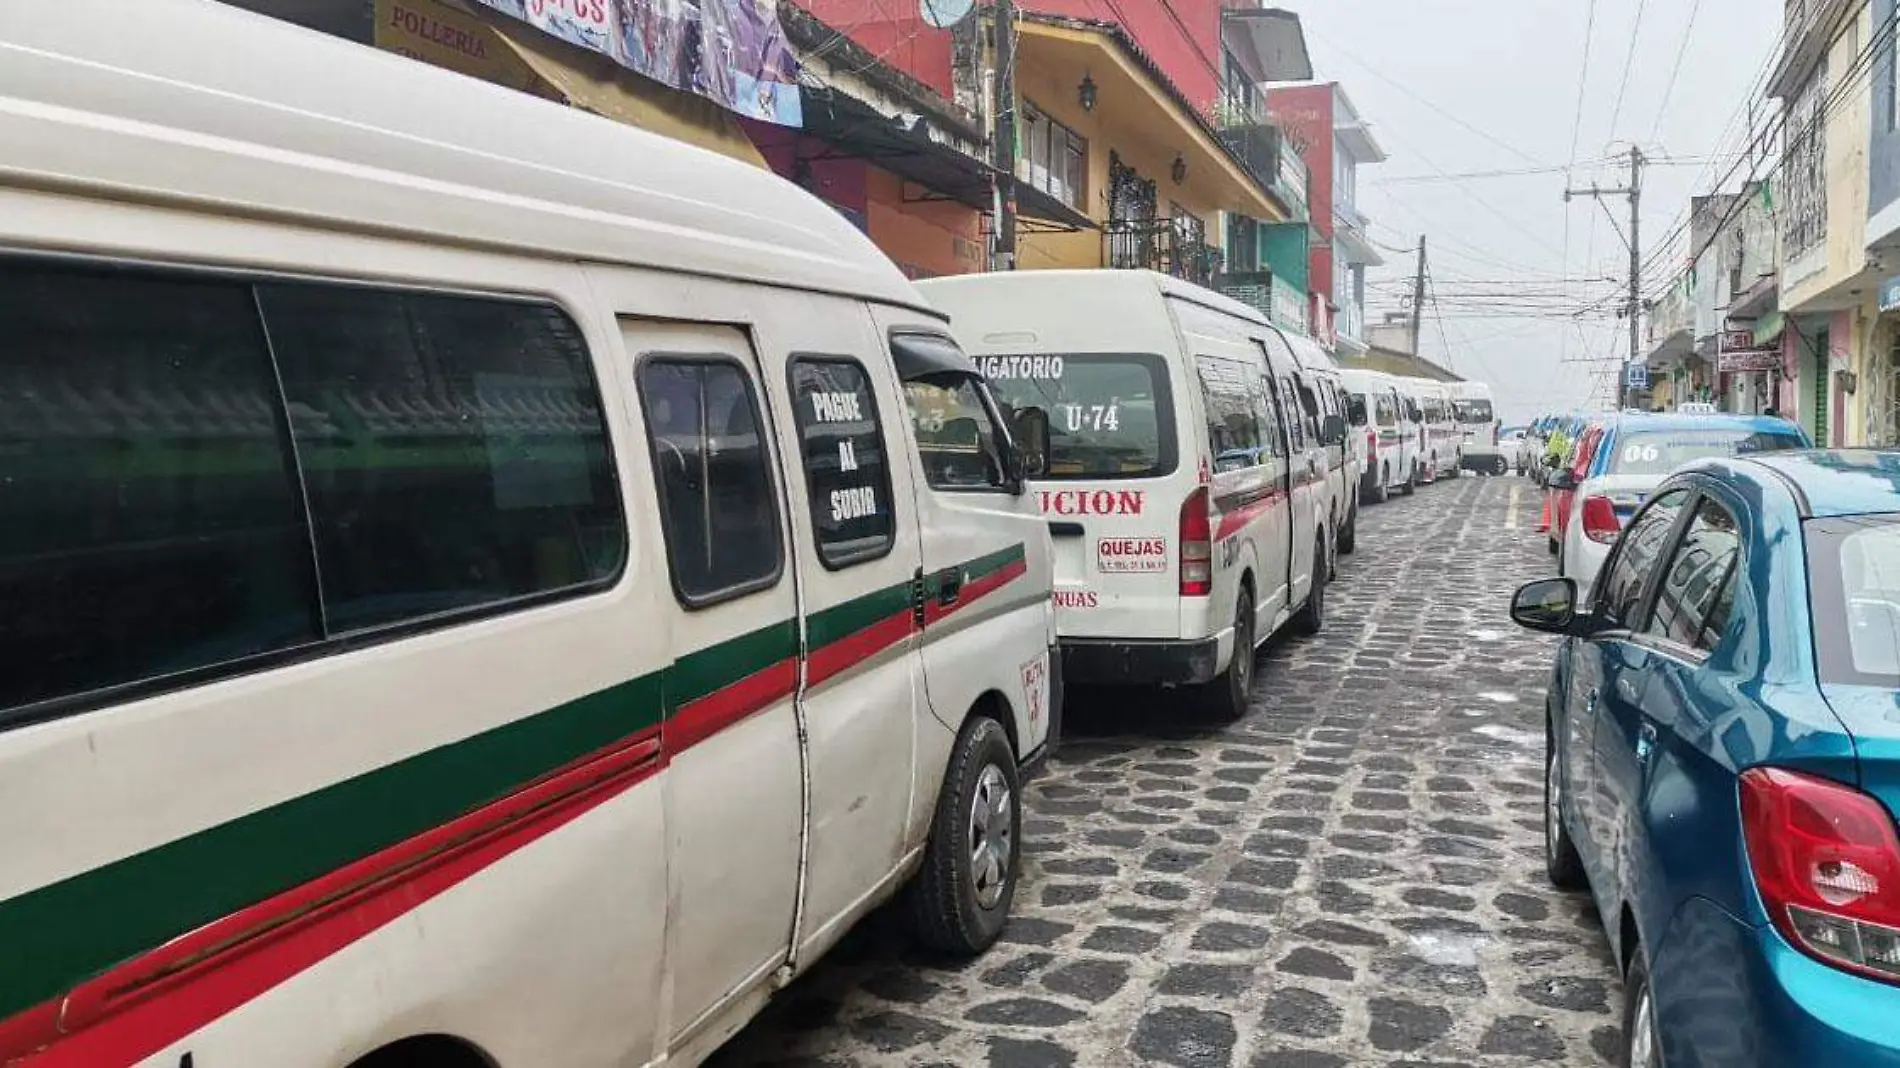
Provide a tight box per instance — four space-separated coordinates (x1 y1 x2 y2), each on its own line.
1265 83 1334 315
792 0 1226 114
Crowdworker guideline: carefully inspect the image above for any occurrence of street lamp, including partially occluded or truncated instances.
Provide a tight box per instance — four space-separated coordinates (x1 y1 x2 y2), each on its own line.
1078 73 1097 112
1171 154 1187 184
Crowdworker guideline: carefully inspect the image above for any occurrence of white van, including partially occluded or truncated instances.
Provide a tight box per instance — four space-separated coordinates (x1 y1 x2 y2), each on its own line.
1399 377 1459 483
1451 382 1505 474
0 5 1058 1067
919 271 1335 721
1340 368 1417 500
1287 339 1365 556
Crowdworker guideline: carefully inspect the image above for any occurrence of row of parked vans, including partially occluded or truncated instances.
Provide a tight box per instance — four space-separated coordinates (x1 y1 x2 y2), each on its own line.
1335 371 1503 499
0 6 1474 1068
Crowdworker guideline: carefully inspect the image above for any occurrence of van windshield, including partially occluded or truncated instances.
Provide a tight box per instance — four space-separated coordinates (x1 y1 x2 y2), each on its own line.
1454 399 1494 423
977 354 1174 479
1607 428 1807 476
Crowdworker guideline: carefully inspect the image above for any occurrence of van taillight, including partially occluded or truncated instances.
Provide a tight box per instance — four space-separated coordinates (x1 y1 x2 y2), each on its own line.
1365 427 1378 460
1580 495 1621 544
1742 767 1900 983
1180 486 1212 597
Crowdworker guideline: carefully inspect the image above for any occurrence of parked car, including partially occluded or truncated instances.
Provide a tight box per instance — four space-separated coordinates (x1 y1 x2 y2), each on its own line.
1502 425 1532 473
1548 420 1608 555
921 270 1334 721
1552 413 1810 592
1512 448 1900 1068
0 5 1058 1065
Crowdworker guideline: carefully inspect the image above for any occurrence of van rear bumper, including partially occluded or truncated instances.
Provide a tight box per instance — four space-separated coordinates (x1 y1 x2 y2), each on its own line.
1060 636 1220 687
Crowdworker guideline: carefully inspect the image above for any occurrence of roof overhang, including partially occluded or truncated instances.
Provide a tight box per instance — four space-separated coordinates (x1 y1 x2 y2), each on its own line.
1016 17 1285 222
1220 8 1312 84
795 86 1092 231
1330 83 1387 163
1332 222 1384 267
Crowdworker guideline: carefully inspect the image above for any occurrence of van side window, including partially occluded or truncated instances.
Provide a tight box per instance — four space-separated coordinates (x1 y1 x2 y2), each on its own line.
1251 371 1289 461
789 356 895 568
636 357 784 604
1278 377 1308 451
0 261 320 714
1195 357 1264 471
258 285 624 631
905 375 1011 491
1374 392 1397 427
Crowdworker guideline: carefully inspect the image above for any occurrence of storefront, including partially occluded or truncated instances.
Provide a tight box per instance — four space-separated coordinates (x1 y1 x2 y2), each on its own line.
1868 276 1900 444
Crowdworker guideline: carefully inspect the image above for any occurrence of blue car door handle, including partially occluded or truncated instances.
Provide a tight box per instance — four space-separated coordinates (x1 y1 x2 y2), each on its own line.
1585 687 1600 714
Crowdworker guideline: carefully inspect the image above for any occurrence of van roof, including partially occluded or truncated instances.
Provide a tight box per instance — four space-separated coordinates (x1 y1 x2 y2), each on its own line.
921 269 1272 327
0 0 928 312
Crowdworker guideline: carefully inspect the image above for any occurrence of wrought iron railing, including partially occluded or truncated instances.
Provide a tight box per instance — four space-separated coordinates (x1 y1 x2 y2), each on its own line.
1105 218 1223 288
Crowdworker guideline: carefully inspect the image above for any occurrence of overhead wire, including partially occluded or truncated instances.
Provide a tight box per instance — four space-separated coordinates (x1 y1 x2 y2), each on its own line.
1647 0 1706 142
1605 0 1653 138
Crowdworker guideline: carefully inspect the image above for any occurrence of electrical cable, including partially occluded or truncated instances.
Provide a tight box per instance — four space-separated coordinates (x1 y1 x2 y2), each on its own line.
1605 0 1652 138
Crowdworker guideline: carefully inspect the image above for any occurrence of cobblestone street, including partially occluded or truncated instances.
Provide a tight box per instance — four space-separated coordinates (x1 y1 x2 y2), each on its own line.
714 474 1625 1068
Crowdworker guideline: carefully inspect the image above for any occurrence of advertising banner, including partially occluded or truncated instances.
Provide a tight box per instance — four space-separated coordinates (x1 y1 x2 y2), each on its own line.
473 0 802 126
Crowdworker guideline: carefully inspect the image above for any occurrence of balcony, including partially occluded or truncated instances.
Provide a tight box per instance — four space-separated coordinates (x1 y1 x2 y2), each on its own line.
1216 271 1308 333
1768 0 1851 98
1106 218 1224 288
1211 99 1308 223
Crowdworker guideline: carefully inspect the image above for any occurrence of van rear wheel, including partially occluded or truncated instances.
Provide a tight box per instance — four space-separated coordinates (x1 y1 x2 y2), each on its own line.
1400 464 1417 496
1199 589 1254 722
1338 503 1357 555
1373 466 1390 503
1293 535 1326 636
907 716 1020 956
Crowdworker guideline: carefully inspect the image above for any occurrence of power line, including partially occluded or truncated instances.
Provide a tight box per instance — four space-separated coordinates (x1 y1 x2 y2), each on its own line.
1605 0 1652 138
1302 25 1545 167
1647 0 1705 141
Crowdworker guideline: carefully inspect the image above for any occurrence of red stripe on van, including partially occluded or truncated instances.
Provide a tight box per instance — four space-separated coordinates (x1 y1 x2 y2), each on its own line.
666 659 799 754
1213 490 1288 541
5 733 664 1068
807 610 915 689
920 558 1028 627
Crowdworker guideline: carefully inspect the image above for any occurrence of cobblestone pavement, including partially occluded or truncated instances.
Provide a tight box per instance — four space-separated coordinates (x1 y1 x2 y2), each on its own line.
712 474 1624 1068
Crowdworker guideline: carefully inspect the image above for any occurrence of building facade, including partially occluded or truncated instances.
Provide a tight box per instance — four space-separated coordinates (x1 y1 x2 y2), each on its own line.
1264 82 1387 356
1769 0 1885 445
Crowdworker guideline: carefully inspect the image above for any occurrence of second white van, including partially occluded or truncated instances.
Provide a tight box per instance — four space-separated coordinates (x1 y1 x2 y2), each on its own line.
920 271 1335 721
1340 368 1417 500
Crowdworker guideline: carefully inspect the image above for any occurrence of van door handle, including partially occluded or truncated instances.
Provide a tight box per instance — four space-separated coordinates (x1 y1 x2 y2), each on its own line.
937 568 963 606
1048 521 1085 538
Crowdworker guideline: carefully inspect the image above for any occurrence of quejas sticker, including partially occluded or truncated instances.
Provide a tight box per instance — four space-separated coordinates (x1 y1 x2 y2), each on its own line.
1097 536 1168 574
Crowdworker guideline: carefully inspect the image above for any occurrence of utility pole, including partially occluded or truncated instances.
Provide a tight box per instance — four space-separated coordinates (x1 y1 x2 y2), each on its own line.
990 0 1017 271
1564 146 1645 409
1408 236 1428 361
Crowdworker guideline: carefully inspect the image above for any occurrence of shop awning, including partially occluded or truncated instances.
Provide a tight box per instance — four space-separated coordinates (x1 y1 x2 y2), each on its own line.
797 86 1094 232
486 16 767 168
1753 310 1785 347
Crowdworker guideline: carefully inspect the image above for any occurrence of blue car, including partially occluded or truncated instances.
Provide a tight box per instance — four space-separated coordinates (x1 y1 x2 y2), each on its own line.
1511 449 1900 1066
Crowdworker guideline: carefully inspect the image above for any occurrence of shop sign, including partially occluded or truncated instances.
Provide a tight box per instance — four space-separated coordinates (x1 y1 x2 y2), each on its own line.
470 0 803 126
1880 275 1900 314
1718 349 1782 373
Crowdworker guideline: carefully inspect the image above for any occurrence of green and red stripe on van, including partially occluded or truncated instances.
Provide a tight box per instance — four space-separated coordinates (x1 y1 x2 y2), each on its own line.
0 544 1026 1066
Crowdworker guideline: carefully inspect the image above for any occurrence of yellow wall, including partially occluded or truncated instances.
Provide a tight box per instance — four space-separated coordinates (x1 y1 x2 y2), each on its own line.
1783 1 1874 312
1009 52 1227 272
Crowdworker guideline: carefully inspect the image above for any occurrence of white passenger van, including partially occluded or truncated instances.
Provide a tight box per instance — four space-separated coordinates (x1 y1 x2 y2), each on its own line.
1340 368 1417 500
1450 381 1505 474
0 5 1058 1068
919 271 1334 722
1286 339 1364 556
1399 377 1459 483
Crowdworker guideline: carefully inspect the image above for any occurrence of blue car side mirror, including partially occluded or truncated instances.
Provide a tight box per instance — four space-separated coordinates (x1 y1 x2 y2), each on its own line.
1511 578 1580 634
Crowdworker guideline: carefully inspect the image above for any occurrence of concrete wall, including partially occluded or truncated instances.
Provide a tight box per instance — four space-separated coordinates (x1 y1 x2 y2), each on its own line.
1872 0 1899 229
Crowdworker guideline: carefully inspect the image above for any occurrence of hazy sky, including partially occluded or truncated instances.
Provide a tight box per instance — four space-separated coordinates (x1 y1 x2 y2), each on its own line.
1287 0 1783 425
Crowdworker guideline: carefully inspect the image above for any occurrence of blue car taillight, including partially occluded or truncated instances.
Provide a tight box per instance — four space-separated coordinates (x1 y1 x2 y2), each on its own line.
1742 767 1900 982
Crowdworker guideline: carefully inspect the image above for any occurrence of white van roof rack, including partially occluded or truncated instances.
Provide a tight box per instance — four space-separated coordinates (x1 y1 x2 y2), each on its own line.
0 0 925 311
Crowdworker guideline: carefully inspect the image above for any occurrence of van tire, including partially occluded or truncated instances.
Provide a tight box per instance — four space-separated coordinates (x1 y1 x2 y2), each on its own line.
1199 589 1255 722
1373 466 1390 503
1339 504 1357 555
1400 465 1417 496
907 716 1020 957
1293 535 1326 636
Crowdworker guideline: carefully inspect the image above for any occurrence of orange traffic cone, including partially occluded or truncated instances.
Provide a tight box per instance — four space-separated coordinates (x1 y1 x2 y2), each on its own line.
1536 494 1550 532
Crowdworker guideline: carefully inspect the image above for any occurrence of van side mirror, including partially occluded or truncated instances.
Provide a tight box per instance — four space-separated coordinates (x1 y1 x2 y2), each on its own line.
1511 578 1579 634
1321 414 1347 445
1012 405 1051 481
1547 469 1579 491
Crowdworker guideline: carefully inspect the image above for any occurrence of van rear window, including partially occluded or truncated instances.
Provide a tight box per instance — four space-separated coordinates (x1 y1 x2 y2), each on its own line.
977 354 1175 479
1608 429 1806 476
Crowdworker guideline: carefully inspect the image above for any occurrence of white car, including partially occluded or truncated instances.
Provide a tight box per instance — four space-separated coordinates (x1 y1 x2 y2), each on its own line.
1557 415 1811 594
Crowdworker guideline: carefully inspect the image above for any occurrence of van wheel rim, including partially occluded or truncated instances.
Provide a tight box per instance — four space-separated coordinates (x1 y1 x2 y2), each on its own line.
1628 985 1658 1066
1234 602 1252 692
968 764 1014 909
